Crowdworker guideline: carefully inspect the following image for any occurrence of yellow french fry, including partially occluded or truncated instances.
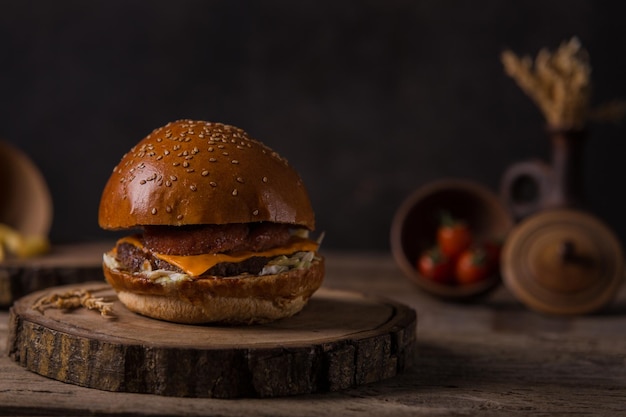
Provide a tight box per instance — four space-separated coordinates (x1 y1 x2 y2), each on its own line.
0 223 49 260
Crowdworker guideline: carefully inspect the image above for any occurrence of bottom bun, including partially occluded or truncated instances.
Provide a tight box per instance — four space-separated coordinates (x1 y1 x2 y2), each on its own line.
103 257 324 324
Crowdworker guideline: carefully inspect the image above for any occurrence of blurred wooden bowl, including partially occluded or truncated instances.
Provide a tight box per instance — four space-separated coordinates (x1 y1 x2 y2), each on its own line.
390 178 513 299
0 140 52 237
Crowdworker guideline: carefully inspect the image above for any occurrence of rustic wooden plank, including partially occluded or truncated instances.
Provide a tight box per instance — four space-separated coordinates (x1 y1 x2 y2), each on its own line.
2 309 625 416
7 282 416 398
0 241 111 307
1 251 625 416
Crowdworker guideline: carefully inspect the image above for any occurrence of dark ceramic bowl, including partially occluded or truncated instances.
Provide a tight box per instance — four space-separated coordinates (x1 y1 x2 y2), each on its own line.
0 140 52 237
390 178 513 299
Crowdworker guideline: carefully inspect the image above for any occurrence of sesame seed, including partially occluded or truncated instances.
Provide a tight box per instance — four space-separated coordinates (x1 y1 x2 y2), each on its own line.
186 168 194 173
208 147 214 152
166 180 172 187
177 214 183 220
209 158 217 162
170 175 177 181
210 181 217 187
222 152 229 156
164 150 170 155
236 177 244 183
183 161 189 168
156 155 163 160
157 138 163 142
140 180 146 185
201 170 209 176
232 189 238 196
190 184 197 191
173 162 180 166
166 205 172 213
151 208 157 215
262 176 268 183
253 210 259 216
231 160 239 164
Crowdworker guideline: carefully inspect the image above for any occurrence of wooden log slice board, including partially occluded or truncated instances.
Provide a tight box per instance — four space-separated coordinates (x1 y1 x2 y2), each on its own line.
0 241 112 308
7 282 417 398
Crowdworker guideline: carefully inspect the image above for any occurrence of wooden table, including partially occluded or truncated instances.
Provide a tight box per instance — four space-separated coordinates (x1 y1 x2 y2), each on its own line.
1 251 625 416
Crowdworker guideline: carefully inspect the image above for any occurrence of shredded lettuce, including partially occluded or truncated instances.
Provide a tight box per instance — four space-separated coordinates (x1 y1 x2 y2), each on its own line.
103 252 121 270
260 251 316 276
103 252 192 284
259 230 324 276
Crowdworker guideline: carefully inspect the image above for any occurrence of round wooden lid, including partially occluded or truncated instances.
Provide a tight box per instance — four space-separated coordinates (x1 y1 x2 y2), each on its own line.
501 209 624 315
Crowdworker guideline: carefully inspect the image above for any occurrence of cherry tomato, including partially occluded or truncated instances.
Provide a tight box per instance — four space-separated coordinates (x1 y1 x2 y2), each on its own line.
417 247 453 284
454 247 490 285
436 212 472 259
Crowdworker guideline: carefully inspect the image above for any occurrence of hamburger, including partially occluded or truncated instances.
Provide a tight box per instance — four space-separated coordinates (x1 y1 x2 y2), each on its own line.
98 120 324 324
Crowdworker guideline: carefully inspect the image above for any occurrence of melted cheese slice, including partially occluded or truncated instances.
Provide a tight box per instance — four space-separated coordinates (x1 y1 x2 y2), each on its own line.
117 235 319 277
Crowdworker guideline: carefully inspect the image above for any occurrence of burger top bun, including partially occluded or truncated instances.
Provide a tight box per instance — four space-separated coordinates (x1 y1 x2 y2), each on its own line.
99 120 315 230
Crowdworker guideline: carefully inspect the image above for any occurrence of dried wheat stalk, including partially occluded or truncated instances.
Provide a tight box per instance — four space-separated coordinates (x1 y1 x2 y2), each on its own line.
501 37 624 130
33 287 115 318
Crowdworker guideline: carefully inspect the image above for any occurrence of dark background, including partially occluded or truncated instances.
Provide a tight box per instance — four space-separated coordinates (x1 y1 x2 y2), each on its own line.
1 1 625 251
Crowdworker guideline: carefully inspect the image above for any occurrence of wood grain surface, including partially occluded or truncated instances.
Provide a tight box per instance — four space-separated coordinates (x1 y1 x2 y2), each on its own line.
1 251 625 416
7 282 416 398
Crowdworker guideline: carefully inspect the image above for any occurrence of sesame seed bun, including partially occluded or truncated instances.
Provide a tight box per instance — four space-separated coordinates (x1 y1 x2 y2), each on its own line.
102 257 325 324
98 119 315 230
